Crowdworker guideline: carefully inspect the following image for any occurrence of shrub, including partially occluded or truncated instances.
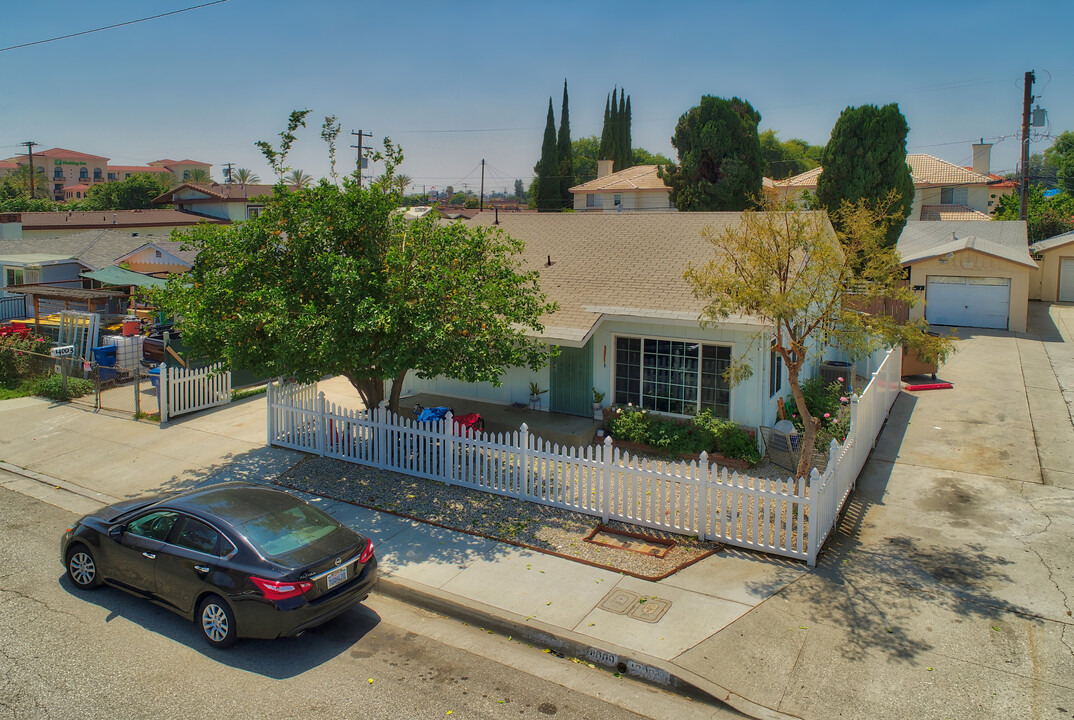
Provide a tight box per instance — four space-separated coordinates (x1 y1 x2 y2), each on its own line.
783 375 851 447
0 333 53 382
30 374 94 401
607 405 760 465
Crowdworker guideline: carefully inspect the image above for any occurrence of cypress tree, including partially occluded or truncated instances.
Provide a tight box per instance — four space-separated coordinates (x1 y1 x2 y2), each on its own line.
534 97 560 212
619 92 632 170
557 79 573 209
815 103 914 247
599 94 612 163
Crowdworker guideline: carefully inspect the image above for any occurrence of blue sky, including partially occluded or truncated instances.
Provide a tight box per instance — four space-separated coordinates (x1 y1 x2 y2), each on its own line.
2 0 1072 193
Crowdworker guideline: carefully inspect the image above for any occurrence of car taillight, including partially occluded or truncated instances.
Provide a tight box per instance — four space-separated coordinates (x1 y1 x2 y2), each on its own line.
250 576 313 600
359 538 375 564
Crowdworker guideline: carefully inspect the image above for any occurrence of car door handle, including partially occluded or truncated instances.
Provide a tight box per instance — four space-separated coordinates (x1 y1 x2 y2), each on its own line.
194 565 210 573
142 552 156 559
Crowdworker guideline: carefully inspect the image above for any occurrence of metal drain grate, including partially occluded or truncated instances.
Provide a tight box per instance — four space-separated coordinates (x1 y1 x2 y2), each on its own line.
596 588 672 623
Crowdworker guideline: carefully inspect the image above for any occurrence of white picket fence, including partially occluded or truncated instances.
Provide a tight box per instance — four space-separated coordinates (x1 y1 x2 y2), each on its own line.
160 361 232 423
267 348 901 565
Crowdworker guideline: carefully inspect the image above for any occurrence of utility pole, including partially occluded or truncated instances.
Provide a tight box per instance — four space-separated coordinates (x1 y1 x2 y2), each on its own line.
223 162 235 184
1020 70 1035 222
479 159 485 210
20 141 38 199
350 129 372 187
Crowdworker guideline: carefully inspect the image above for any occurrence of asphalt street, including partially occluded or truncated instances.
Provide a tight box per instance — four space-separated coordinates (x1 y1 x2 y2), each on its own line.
0 484 735 720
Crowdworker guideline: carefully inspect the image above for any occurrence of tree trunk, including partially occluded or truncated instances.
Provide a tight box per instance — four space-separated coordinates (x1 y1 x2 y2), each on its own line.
387 368 408 416
345 374 384 410
787 367 821 491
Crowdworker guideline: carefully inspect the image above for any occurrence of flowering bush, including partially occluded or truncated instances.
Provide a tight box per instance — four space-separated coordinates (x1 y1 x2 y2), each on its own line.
783 375 851 446
606 405 761 465
0 333 53 383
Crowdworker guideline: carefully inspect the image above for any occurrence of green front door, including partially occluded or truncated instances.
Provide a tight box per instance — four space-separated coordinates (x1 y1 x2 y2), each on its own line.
549 342 593 417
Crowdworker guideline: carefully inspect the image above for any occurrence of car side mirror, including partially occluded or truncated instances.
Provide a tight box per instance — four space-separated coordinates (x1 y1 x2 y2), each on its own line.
108 525 124 539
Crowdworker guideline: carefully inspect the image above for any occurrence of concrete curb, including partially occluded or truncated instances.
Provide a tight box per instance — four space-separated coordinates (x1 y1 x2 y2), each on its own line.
0 461 120 506
375 574 801 720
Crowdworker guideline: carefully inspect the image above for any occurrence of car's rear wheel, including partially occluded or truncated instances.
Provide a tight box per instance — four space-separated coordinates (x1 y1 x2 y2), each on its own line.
66 545 101 589
199 595 237 648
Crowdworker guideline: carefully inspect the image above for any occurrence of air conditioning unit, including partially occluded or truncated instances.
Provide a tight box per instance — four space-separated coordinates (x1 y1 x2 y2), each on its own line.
818 361 853 393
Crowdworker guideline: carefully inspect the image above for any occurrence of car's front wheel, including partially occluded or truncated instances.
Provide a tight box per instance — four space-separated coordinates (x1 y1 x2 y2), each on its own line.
199 595 237 648
66 545 101 589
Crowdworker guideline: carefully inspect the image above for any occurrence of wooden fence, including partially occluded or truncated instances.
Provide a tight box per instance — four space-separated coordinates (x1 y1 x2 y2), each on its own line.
160 361 231 423
267 348 901 565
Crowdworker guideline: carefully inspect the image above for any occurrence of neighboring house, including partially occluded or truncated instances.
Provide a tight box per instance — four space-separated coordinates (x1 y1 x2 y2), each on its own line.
569 161 674 212
152 183 280 221
113 240 198 276
1029 230 1074 303
897 220 1034 332
773 143 1016 220
395 212 845 432
0 210 226 240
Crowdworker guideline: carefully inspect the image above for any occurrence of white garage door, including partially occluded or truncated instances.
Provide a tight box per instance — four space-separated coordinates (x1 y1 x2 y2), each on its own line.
926 276 1010 329
1060 258 1074 303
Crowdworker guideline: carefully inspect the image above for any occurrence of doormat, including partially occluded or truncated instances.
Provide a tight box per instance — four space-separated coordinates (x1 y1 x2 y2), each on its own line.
583 523 676 558
904 382 953 391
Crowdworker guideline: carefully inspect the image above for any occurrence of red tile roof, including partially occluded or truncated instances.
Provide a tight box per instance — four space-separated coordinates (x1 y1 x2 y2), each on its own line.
108 165 171 174
152 182 283 204
33 147 109 161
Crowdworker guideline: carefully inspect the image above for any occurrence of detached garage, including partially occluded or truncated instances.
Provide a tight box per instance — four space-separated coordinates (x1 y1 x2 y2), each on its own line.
898 221 1034 333
1029 231 1074 304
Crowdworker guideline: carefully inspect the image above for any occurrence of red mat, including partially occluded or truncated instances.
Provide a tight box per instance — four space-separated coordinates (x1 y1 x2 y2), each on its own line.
904 382 953 391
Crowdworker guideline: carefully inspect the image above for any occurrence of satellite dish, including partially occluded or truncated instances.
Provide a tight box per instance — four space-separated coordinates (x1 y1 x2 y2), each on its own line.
774 419 797 434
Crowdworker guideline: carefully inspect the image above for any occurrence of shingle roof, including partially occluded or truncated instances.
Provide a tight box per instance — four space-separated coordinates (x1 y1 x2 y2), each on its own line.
462 213 811 342
897 221 1034 268
1030 230 1074 253
918 205 991 221
775 155 995 190
0 230 164 270
18 209 226 230
569 165 669 194
152 182 280 204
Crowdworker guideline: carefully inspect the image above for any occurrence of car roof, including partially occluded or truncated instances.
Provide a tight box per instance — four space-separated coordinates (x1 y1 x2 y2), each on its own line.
163 482 305 526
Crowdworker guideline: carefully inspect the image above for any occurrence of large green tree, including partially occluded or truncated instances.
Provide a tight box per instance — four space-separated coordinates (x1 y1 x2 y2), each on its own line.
569 136 670 187
815 104 914 247
993 184 1074 242
1044 131 1074 195
0 164 49 200
685 196 952 480
659 95 764 211
533 98 561 212
155 125 556 414
760 129 823 179
557 80 573 208
79 173 173 211
599 93 615 167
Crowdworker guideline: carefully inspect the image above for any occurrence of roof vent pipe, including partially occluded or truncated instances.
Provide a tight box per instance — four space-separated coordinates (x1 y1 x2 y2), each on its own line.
494 207 499 225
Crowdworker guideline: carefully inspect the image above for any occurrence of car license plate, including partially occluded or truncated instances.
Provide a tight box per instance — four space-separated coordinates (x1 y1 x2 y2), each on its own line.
326 566 348 589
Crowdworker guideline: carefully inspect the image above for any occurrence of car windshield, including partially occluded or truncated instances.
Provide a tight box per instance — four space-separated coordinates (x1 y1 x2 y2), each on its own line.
237 502 341 562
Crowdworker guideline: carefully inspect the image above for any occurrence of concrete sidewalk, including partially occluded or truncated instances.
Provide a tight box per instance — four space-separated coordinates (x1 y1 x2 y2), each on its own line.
3 304 1074 719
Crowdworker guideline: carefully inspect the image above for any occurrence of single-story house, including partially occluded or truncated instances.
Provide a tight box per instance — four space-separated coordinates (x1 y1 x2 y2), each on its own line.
897 220 1034 332
5 209 226 240
569 161 674 212
1029 230 1074 303
393 212 848 432
773 143 1016 220
152 182 282 222
113 240 198 276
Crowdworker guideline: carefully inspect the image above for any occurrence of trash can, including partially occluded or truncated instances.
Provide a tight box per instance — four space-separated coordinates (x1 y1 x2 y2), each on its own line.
91 346 117 383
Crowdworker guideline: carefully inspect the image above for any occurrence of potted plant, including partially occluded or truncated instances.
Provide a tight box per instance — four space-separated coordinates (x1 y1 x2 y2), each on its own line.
528 381 547 404
592 387 605 415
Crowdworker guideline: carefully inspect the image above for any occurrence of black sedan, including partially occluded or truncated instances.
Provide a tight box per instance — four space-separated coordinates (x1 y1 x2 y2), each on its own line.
61 482 378 648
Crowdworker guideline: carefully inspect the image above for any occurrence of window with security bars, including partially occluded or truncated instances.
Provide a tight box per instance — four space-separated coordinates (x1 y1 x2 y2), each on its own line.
614 336 730 417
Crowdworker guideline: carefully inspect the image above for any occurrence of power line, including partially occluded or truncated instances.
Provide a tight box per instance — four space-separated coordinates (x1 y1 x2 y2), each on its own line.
0 1 229 52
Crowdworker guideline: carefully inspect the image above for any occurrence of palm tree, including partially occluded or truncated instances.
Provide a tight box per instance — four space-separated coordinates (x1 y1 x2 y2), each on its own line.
286 169 313 188
393 174 413 196
232 168 260 185
187 168 212 184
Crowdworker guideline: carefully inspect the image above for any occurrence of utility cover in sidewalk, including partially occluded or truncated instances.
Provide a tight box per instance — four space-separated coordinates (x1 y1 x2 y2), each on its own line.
597 588 672 623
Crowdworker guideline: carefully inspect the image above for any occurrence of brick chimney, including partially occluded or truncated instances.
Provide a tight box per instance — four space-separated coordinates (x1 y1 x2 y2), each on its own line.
971 141 992 176
597 159 614 179
0 213 22 240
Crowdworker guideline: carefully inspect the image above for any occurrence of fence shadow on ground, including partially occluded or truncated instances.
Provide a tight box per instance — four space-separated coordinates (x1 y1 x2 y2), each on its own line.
57 572 381 677
133 445 304 498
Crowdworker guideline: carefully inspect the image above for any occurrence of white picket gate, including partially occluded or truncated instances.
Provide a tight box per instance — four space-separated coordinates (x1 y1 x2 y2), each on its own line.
267 347 901 565
160 361 232 422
